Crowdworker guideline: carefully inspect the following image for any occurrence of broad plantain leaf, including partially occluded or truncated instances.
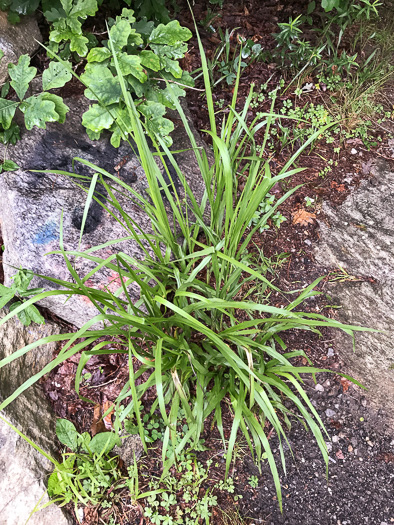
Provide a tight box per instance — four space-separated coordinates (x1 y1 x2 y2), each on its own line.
42 61 72 91
8 55 36 100
56 418 79 451
0 284 15 309
1 160 19 171
88 432 119 454
24 304 45 325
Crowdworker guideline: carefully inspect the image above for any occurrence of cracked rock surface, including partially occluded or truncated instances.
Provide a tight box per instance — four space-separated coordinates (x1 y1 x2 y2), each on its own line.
314 160 394 427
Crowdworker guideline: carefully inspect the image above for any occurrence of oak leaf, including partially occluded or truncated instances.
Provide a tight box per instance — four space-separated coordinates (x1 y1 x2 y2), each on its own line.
292 209 316 226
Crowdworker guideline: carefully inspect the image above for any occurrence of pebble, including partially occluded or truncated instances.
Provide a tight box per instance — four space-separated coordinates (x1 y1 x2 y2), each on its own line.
304 239 312 246
348 445 353 452
326 409 336 418
367 441 374 447
332 436 339 443
351 148 358 154
315 384 324 392
327 348 335 357
326 442 333 452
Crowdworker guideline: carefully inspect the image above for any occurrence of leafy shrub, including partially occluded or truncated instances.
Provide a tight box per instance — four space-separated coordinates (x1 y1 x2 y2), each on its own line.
0 22 371 511
0 3 192 146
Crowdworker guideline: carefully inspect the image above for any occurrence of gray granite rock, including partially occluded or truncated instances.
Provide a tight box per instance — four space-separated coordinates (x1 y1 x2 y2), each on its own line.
0 97 206 327
0 415 72 525
0 308 64 457
315 160 394 428
0 12 42 84
0 308 71 524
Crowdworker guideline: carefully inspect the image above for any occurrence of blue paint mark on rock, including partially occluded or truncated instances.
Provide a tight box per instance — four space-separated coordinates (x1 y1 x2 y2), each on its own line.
33 221 59 245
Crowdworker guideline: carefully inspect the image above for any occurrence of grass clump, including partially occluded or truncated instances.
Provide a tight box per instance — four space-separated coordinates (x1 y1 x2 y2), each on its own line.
0 18 372 516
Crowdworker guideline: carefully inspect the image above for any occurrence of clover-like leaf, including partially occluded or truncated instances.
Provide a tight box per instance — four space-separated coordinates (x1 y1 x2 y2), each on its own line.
82 103 116 132
21 95 60 130
149 20 192 46
42 61 72 91
0 98 19 129
8 55 37 100
81 64 122 104
44 7 66 22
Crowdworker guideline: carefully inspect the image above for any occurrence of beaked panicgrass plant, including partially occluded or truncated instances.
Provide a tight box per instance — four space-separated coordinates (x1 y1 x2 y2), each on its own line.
0 18 372 511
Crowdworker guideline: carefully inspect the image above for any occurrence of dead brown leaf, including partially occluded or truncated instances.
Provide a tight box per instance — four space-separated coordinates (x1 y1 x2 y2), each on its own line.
91 404 106 436
82 505 98 525
292 209 316 226
331 181 346 192
340 377 352 393
103 401 115 430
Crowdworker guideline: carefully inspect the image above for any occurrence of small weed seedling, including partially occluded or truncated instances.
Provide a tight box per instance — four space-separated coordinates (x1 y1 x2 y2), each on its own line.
48 419 121 516
0 269 45 326
248 475 259 488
